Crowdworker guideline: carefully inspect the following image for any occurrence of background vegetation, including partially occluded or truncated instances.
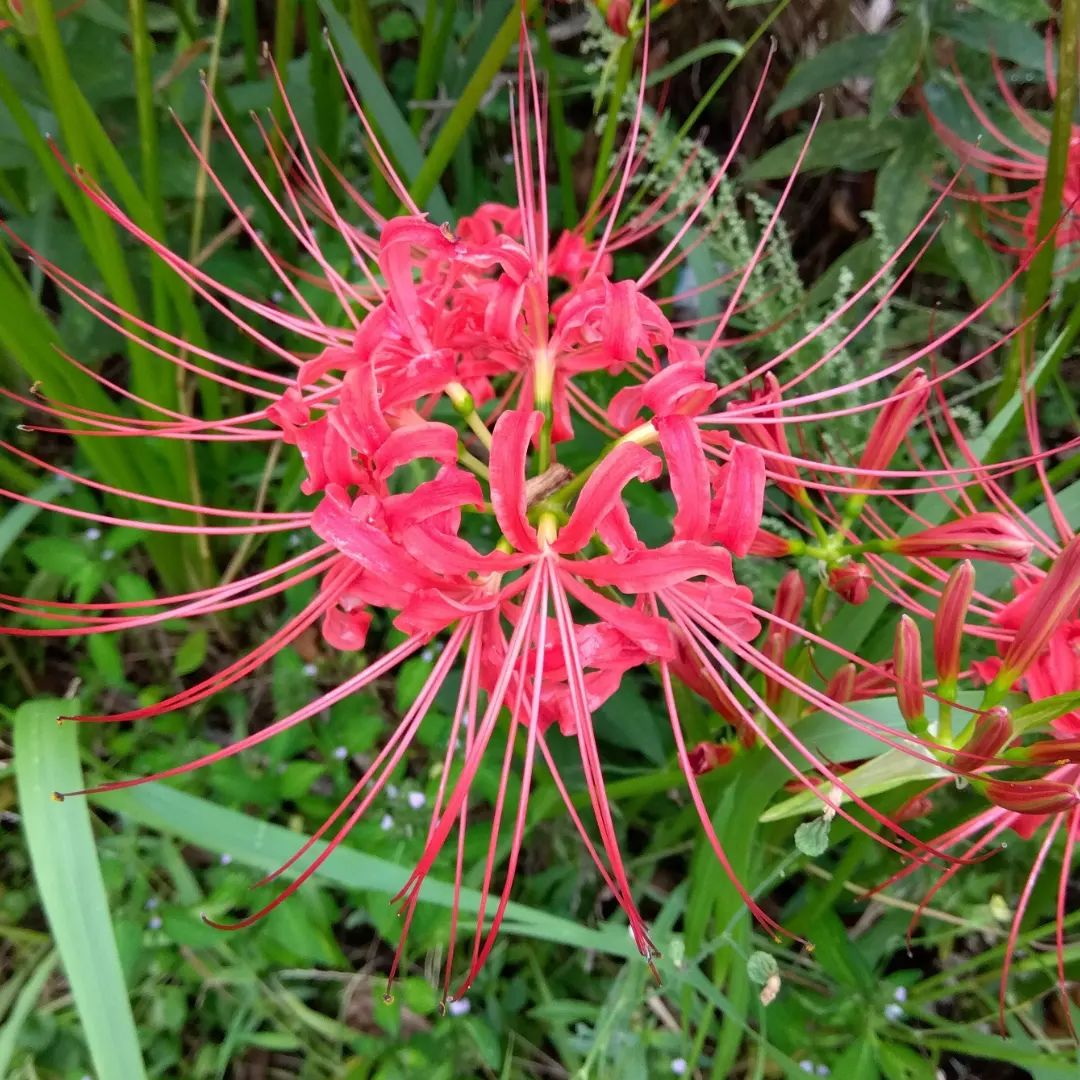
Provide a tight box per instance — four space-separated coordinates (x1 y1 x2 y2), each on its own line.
1 0 1079 1077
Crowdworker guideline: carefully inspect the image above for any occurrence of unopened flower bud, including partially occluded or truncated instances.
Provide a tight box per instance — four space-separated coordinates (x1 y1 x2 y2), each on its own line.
773 570 805 627
985 778 1080 815
999 536 1080 681
687 741 735 776
825 663 856 705
891 514 1032 564
828 561 872 605
894 615 925 729
854 370 930 489
1024 740 1080 766
952 707 1011 773
749 528 794 557
933 560 974 684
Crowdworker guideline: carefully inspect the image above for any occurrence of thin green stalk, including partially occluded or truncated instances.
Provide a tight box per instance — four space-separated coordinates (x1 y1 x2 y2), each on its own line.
534 13 578 226
189 0 229 261
409 0 539 209
237 0 259 80
586 35 635 215
347 0 395 217
991 0 1079 414
410 0 449 132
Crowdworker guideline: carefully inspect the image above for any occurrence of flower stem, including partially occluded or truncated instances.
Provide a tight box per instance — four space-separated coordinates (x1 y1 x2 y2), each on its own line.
586 34 635 219
409 0 538 209
991 0 1079 414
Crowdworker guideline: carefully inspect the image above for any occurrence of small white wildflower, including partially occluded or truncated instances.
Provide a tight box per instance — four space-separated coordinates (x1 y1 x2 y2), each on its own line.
671 1058 687 1076
884 1002 904 1022
144 897 159 910
84 527 101 541
288 532 302 548
101 548 115 561
893 985 908 1003
386 784 399 799
148 915 162 931
302 662 318 677
448 997 470 1016
333 745 349 760
220 853 232 866
407 790 426 810
816 1067 830 1078
799 1062 814 1074
379 813 394 831
421 649 434 662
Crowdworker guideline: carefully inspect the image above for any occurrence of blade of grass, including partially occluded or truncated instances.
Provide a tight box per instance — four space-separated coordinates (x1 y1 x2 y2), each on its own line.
92 780 639 958
319 0 452 221
0 950 57 1076
13 700 148 1080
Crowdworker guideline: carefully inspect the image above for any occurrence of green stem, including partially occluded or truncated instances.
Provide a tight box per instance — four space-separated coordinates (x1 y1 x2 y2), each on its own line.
408 0 539 209
533 14 578 226
991 0 1079 414
586 35 635 217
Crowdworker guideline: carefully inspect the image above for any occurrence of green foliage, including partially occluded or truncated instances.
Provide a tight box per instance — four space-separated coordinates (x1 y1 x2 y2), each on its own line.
1 0 1078 1077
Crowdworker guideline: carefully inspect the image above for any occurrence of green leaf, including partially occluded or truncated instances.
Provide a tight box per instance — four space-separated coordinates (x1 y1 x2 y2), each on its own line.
769 33 889 117
746 117 907 180
763 747 949 823
91 781 641 959
0 951 57 1076
173 629 208 678
938 9 1046 68
23 535 87 578
870 15 927 127
794 815 832 856
967 0 1050 19
941 212 1007 307
87 633 127 687
13 700 147 1080
746 950 778 985
316 0 452 221
0 479 67 562
1012 691 1080 735
874 121 939 245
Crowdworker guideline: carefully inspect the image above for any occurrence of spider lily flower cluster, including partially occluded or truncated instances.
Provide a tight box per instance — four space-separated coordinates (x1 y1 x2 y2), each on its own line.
2 9 1075 1002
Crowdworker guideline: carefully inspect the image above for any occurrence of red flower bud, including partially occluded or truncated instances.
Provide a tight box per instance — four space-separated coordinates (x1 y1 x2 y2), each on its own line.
952 707 1012 772
596 0 630 34
773 569 805 627
1000 536 1080 678
933 560 974 683
828 561 872 605
825 663 856 704
687 741 735 776
748 528 794 557
894 615 924 727
855 369 930 488
892 513 1032 564
985 778 1080 815
1024 740 1080 766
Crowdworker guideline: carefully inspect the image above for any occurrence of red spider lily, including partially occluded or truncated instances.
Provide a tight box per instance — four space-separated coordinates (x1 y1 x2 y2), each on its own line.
0 8 1047 998
923 37 1080 258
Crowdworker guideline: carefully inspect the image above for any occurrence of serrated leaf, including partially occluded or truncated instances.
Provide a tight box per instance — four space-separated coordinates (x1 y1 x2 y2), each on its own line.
173 628 208 678
794 816 832 857
870 15 927 127
769 33 889 117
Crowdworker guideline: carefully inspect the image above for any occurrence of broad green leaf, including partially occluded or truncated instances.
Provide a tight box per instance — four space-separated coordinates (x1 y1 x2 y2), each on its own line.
23 535 87 578
0 480 67 561
769 33 889 117
91 781 640 959
746 118 907 180
870 14 927 127
13 700 147 1080
967 0 1050 19
939 9 1046 68
874 121 939 245
762 748 947 823
1012 691 1080 735
941 212 1007 308
173 628 208 678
